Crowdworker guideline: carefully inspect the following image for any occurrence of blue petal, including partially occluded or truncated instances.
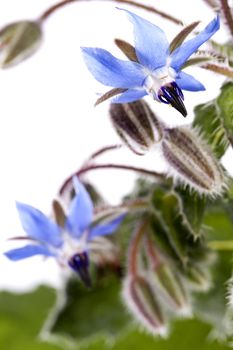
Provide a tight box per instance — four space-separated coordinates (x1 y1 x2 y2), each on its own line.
66 177 94 237
176 71 205 91
81 47 146 88
171 15 220 71
112 88 147 103
16 202 63 247
89 214 125 240
119 8 169 71
4 244 54 261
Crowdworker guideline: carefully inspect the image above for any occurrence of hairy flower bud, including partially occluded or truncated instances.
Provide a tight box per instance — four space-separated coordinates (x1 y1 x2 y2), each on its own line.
110 101 164 155
122 275 167 336
161 126 226 195
185 265 211 291
150 263 190 315
0 20 42 68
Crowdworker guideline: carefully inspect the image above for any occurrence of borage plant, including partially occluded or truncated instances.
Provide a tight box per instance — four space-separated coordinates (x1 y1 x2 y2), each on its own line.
2 0 233 349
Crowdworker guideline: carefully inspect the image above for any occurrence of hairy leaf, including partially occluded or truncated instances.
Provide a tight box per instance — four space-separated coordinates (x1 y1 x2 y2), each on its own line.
49 277 130 342
0 286 61 350
151 187 208 267
193 83 233 158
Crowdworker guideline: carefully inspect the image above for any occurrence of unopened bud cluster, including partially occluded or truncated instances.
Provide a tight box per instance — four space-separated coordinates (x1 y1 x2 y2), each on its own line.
109 100 226 195
123 275 167 336
122 226 192 336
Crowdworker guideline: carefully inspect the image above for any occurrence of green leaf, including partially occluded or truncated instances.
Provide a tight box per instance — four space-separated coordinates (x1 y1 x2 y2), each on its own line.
189 201 233 338
193 82 233 158
0 286 62 350
217 83 233 147
110 318 233 350
1 285 233 349
151 187 207 267
176 187 206 235
193 102 228 158
49 277 131 343
193 251 232 340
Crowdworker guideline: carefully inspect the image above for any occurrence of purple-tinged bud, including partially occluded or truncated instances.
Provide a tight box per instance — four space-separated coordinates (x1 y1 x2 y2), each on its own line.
110 100 164 155
150 263 190 315
0 21 42 68
122 275 167 336
161 126 226 195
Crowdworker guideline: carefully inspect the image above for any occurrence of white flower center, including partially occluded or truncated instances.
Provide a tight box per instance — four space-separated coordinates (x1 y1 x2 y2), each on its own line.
144 65 177 100
57 231 88 265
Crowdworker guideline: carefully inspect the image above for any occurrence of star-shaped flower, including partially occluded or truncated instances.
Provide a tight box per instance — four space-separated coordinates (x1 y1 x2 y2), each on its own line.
82 9 220 117
4 178 125 287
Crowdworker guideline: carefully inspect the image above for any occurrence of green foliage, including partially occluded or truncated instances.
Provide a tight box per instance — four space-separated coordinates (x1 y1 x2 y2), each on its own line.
176 187 206 234
150 186 208 267
1 285 233 349
193 82 233 158
49 276 131 343
217 83 233 147
191 199 233 337
0 287 61 350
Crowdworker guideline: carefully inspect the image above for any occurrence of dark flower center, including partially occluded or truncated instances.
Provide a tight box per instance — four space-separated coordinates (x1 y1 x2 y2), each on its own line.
158 82 187 117
68 251 92 288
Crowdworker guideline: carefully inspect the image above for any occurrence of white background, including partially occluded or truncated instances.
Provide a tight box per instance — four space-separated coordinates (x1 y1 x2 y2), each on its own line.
0 0 231 291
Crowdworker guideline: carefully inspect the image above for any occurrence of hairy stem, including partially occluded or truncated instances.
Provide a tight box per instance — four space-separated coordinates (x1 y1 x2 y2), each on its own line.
84 144 122 163
39 0 183 25
201 62 233 78
220 0 233 37
128 220 148 275
145 234 160 269
59 163 165 195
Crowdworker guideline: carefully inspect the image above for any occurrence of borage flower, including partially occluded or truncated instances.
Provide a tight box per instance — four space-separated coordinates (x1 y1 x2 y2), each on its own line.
4 178 125 287
82 9 220 117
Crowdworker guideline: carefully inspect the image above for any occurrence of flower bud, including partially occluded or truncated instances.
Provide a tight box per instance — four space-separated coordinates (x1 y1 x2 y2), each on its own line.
110 100 164 155
0 21 42 68
161 126 226 195
185 265 211 292
122 275 167 336
150 263 190 315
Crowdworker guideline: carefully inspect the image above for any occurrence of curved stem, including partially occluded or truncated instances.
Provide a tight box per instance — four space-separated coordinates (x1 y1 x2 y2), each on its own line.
219 0 233 37
94 198 148 215
201 63 233 78
128 220 148 275
39 0 183 25
84 144 122 164
59 163 165 195
145 234 160 269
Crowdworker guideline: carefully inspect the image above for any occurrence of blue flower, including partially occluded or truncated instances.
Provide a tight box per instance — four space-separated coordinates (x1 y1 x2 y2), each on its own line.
82 9 220 117
4 178 125 287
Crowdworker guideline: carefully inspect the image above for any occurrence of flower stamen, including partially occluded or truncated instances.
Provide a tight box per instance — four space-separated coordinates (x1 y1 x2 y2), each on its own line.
158 82 187 117
68 251 92 288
